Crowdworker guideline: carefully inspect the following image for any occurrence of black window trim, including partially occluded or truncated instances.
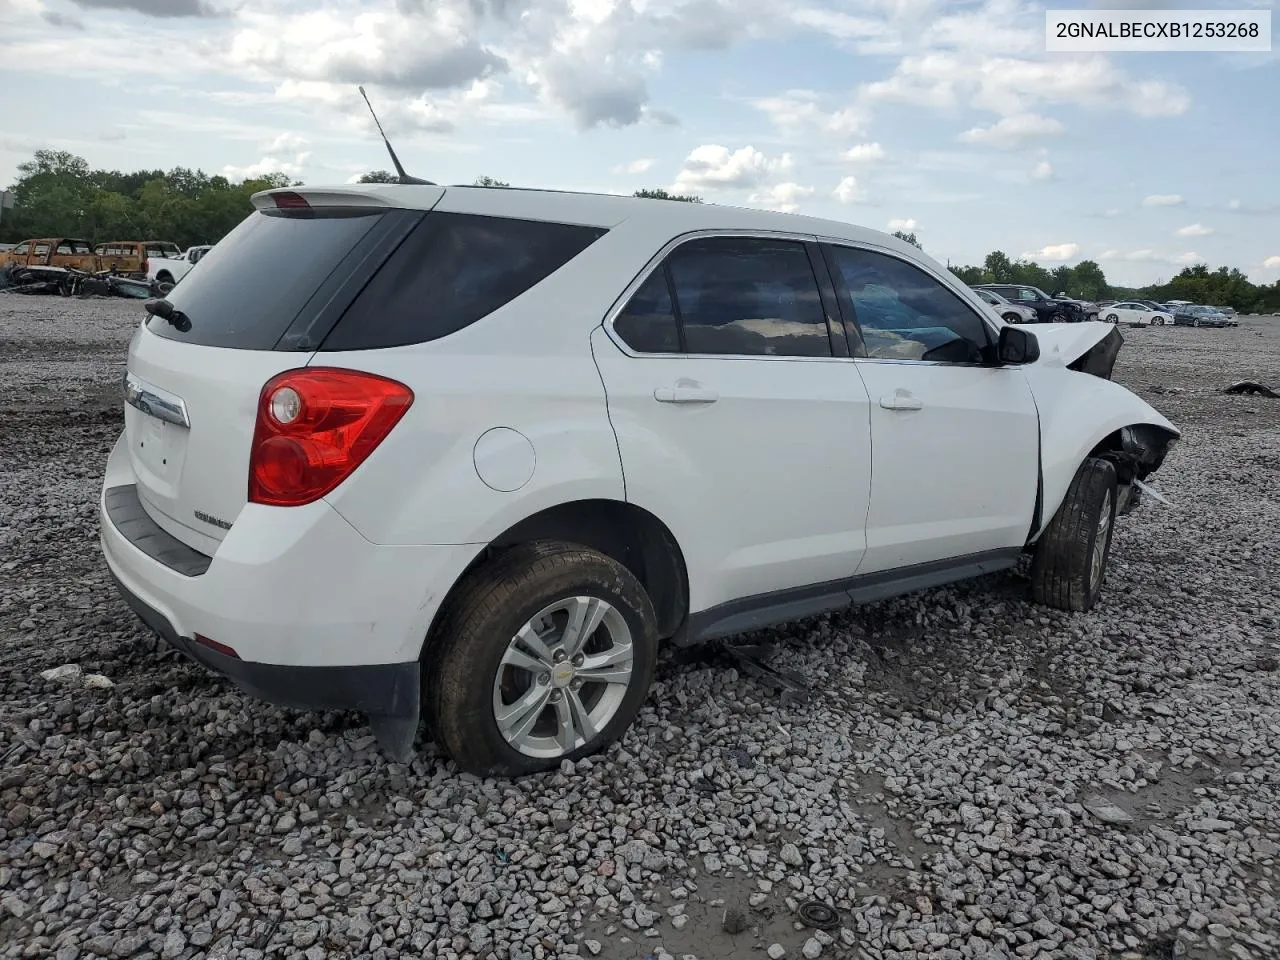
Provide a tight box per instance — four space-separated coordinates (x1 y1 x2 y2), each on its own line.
602 229 850 362
818 238 999 368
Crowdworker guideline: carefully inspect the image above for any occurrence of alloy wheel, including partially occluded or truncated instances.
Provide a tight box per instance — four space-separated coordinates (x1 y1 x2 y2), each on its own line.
491 596 634 759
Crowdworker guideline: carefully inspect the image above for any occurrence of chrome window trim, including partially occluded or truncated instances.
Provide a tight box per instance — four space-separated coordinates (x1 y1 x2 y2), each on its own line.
124 372 191 429
600 228 849 362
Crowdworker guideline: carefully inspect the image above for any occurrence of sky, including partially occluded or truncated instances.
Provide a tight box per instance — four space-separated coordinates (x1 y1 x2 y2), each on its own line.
0 0 1277 286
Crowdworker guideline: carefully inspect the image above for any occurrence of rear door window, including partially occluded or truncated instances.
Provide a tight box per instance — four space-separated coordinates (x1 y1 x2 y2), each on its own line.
322 212 607 351
665 236 832 358
613 270 682 354
148 208 408 350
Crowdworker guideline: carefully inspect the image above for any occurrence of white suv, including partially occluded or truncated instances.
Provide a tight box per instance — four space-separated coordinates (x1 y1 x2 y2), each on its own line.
100 184 1179 776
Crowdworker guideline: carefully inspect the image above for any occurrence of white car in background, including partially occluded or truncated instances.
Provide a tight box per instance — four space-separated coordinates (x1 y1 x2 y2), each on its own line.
972 286 1038 324
149 244 214 291
1102 302 1173 327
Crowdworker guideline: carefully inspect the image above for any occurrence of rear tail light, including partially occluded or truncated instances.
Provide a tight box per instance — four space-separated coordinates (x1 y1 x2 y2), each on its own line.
248 368 413 507
272 191 310 209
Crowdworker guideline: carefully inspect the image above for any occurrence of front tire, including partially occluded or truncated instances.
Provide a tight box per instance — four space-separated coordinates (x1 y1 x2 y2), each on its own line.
1049 310 1066 323
1002 312 1021 324
425 541 659 777
1031 457 1118 613
1105 313 1119 323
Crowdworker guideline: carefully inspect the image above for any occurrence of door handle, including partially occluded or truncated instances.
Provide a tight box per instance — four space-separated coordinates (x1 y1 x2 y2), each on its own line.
654 385 719 404
879 392 923 411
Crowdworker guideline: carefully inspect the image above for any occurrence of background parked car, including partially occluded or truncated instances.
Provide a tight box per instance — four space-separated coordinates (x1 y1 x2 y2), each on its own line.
1173 305 1231 328
974 284 1085 322
0 237 98 272
148 244 213 290
1102 302 1173 327
971 286 1038 323
1056 293 1100 320
94 240 183 279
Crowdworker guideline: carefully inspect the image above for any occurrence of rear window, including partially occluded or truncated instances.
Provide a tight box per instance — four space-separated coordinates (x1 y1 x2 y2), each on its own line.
147 208 393 350
320 212 607 351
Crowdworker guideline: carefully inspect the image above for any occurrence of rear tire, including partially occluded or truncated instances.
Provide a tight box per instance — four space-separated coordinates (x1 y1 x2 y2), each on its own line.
1031 457 1118 613
424 541 658 777
1105 313 1119 323
1049 310 1066 323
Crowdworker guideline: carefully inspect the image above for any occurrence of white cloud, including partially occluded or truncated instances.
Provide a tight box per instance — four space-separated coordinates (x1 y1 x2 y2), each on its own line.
672 144 793 193
222 151 311 181
748 181 814 213
887 217 918 230
1103 208 1121 217
1228 199 1242 210
752 89 867 138
1030 159 1053 181
959 113 1064 149
861 52 1189 119
1264 256 1280 269
834 175 864 203
1171 251 1202 265
1021 243 1080 262
260 132 308 155
614 158 655 174
1176 223 1214 237
844 142 886 163
1143 194 1185 207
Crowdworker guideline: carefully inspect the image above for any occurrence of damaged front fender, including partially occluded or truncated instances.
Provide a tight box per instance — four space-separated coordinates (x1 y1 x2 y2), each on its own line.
1026 362 1179 542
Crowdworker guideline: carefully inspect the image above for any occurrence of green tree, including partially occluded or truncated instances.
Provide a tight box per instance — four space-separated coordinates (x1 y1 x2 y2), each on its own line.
633 187 703 203
950 265 987 285
983 250 1014 282
892 230 921 248
1072 260 1107 300
358 170 400 183
474 175 510 187
1049 265 1073 295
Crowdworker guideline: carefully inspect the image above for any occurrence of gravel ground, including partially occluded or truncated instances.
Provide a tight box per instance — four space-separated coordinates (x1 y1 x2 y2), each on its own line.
1 297 1278 960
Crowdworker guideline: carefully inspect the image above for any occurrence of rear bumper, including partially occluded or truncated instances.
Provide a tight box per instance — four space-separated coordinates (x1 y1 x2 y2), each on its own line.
108 566 420 717
98 431 479 673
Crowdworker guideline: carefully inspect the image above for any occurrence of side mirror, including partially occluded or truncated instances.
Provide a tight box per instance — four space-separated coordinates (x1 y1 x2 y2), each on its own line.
998 325 1040 365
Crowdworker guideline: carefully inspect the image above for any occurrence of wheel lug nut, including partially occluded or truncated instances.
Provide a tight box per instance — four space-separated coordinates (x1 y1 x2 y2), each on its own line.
572 653 584 667
553 649 567 663
537 673 551 685
550 690 562 702
571 678 582 690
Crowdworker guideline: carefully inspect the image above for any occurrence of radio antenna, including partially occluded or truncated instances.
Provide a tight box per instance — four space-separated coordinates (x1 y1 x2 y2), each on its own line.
358 85 435 186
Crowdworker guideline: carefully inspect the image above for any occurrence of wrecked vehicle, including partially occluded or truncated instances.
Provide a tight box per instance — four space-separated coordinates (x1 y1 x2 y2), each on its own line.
0 237 98 273
99 184 1180 776
94 240 183 279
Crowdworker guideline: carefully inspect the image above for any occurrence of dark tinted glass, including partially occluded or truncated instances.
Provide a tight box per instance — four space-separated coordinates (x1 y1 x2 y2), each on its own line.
614 269 680 353
146 208 387 349
323 212 607 351
666 237 830 357
826 245 990 363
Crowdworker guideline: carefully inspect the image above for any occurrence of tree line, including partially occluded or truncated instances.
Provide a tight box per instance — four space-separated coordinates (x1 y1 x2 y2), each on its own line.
4 151 1276 312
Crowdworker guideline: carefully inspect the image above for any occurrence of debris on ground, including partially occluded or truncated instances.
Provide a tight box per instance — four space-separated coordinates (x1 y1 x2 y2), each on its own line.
38 663 82 683
1223 379 1279 398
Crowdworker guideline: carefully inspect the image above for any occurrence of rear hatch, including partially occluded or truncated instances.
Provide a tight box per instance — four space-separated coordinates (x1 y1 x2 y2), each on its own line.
123 189 440 554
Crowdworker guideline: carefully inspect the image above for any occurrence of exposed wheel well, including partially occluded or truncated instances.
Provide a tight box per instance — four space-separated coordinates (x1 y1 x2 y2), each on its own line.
156 270 173 282
1087 423 1179 486
429 499 690 650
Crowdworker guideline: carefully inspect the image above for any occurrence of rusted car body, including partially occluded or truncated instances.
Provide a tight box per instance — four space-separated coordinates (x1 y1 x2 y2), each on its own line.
94 240 183 278
0 238 98 272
